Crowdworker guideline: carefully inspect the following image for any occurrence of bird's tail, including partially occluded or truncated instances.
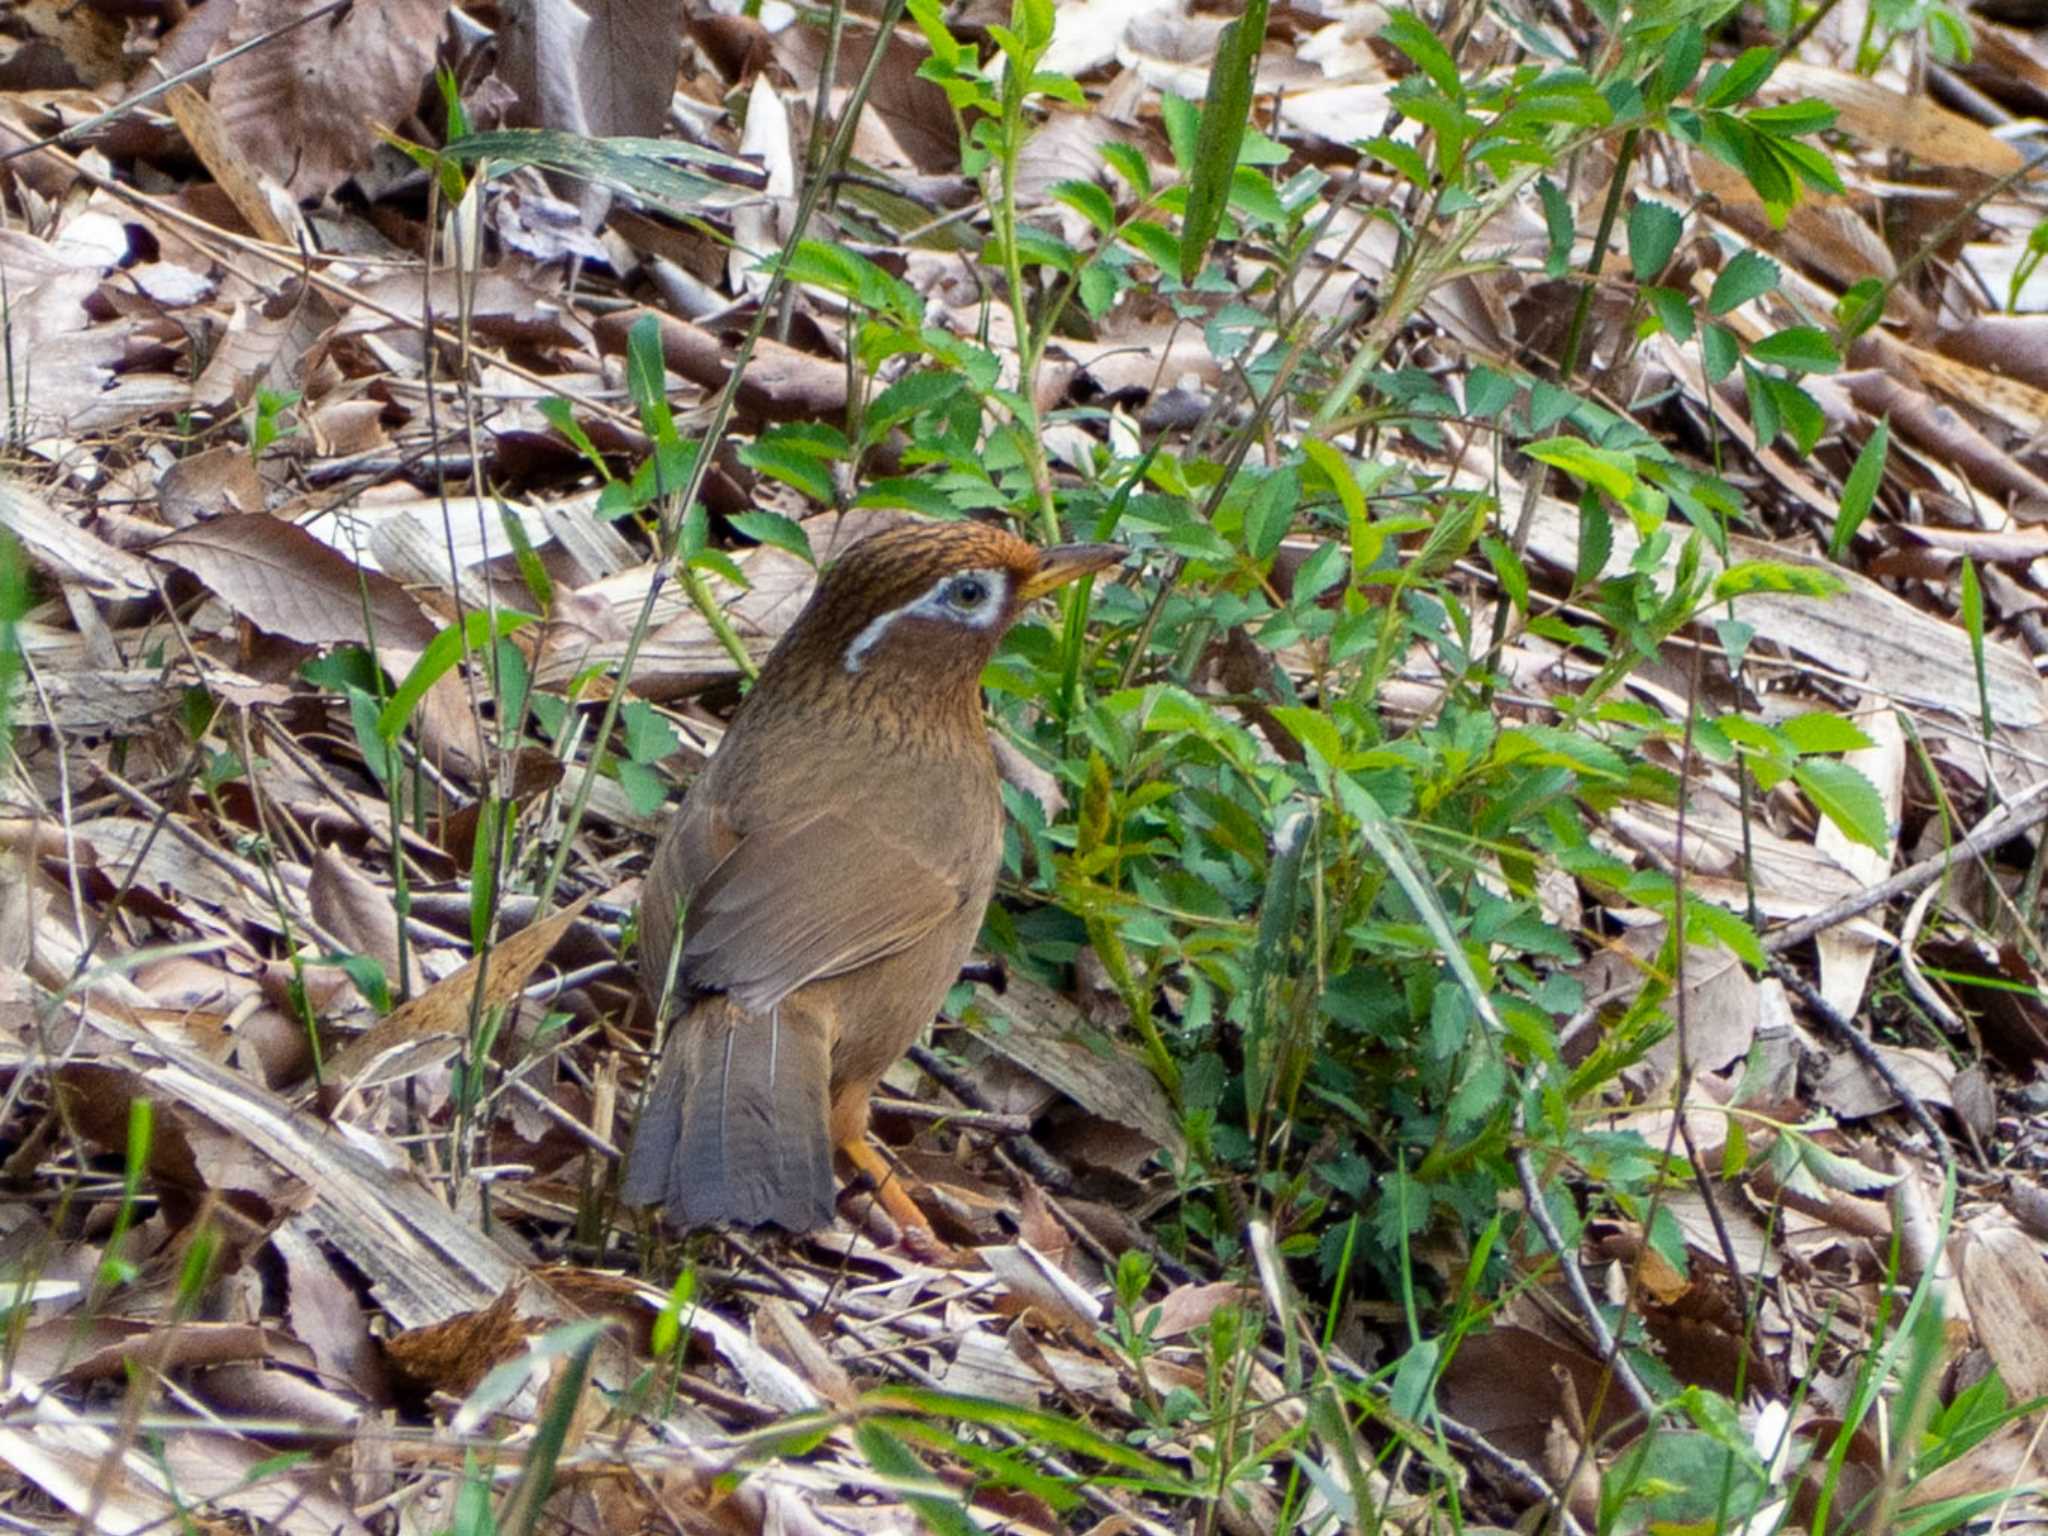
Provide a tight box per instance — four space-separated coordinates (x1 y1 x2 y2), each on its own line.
622 993 836 1231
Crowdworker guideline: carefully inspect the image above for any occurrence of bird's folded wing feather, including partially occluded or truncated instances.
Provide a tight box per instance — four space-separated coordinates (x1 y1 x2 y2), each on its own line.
680 809 973 1015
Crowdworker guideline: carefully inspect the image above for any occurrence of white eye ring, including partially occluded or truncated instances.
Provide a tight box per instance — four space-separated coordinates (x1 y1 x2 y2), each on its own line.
947 574 994 609
841 566 1010 673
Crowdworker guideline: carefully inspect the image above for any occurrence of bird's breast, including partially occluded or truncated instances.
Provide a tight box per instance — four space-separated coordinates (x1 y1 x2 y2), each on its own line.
721 713 1005 871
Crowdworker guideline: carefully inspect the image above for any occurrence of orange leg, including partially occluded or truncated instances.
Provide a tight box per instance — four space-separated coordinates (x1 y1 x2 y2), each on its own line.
838 1134 952 1257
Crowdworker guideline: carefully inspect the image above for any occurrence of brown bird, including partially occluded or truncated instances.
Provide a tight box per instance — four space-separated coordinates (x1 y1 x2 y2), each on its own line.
623 520 1125 1233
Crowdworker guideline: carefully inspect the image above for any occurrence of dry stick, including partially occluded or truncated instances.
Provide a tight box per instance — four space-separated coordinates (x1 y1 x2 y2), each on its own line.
1762 776 2048 955
1772 964 1953 1165
869 1095 1034 1134
88 768 352 960
49 150 646 440
1512 1139 1657 1421
1738 764 2048 1192
904 1040 1073 1192
1668 643 1753 1341
0 0 356 166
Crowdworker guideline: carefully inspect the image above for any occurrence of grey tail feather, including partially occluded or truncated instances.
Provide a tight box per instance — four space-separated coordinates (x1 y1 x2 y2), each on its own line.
619 1030 684 1211
624 999 835 1231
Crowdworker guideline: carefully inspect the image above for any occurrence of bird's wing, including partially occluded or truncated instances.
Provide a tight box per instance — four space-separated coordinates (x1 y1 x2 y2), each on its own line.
637 788 737 1016
679 808 977 1015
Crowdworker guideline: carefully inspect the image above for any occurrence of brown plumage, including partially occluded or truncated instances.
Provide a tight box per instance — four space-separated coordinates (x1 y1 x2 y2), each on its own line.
623 521 1125 1232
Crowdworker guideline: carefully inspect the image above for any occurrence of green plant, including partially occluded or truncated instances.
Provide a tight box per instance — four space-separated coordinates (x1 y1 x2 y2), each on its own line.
248 0 1991 1523
246 387 299 460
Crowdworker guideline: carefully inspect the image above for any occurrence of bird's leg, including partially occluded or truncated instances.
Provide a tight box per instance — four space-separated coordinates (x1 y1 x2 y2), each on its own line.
840 1133 939 1238
831 1090 956 1260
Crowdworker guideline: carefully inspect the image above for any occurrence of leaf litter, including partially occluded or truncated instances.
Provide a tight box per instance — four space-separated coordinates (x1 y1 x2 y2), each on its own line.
4 0 2048 1532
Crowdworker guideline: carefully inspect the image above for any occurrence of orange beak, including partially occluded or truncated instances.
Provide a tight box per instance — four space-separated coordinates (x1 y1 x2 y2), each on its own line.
1017 543 1127 602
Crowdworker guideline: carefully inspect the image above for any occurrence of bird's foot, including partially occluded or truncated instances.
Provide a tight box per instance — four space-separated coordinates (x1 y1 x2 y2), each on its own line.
840 1135 959 1264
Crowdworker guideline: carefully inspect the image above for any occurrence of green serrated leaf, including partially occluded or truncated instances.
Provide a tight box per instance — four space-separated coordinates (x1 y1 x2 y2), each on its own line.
1748 325 1840 373
1644 285 1696 342
1746 99 1837 137
728 511 816 565
1524 437 1637 500
1380 9 1462 98
1708 249 1780 314
1792 757 1889 852
1627 198 1684 282
737 440 836 504
1271 705 1345 770
1464 366 1518 419
1099 140 1151 196
1051 177 1116 234
1700 46 1777 109
1701 322 1740 382
1482 535 1529 613
1359 134 1430 187
1744 361 1781 446
1764 376 1825 456
1120 218 1180 272
1686 899 1765 969
1536 176 1573 278
1779 711 1875 755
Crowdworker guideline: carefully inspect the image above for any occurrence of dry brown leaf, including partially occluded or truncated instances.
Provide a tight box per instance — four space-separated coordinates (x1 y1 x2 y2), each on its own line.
191 282 316 411
1896 524 2048 563
983 1242 1105 1336
335 268 592 350
58 1062 294 1201
209 0 453 199
1814 1042 1954 1119
274 1216 392 1404
0 1384 210 1535
755 1296 857 1409
1956 1220 2048 1399
1436 1322 1634 1466
157 445 267 528
306 846 405 983
1843 368 2048 505
163 83 299 247
769 13 959 175
499 0 684 142
319 892 593 1091
6 0 127 86
966 974 1184 1162
1144 1281 1257 1341
53 1321 284 1386
594 307 851 422
152 511 438 650
1768 60 2024 173
382 1281 528 1400
0 477 155 598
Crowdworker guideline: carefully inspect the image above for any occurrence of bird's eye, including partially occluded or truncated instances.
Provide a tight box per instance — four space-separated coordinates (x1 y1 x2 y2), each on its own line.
948 575 991 608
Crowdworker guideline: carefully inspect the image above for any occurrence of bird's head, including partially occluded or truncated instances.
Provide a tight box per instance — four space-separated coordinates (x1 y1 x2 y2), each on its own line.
769 521 1125 691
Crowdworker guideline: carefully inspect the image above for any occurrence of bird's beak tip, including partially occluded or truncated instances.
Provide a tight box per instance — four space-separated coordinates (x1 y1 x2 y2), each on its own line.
1020 543 1127 600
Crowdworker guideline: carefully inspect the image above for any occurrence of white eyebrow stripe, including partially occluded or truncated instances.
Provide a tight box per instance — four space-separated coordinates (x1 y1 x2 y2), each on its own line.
843 602 910 674
841 567 1008 674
